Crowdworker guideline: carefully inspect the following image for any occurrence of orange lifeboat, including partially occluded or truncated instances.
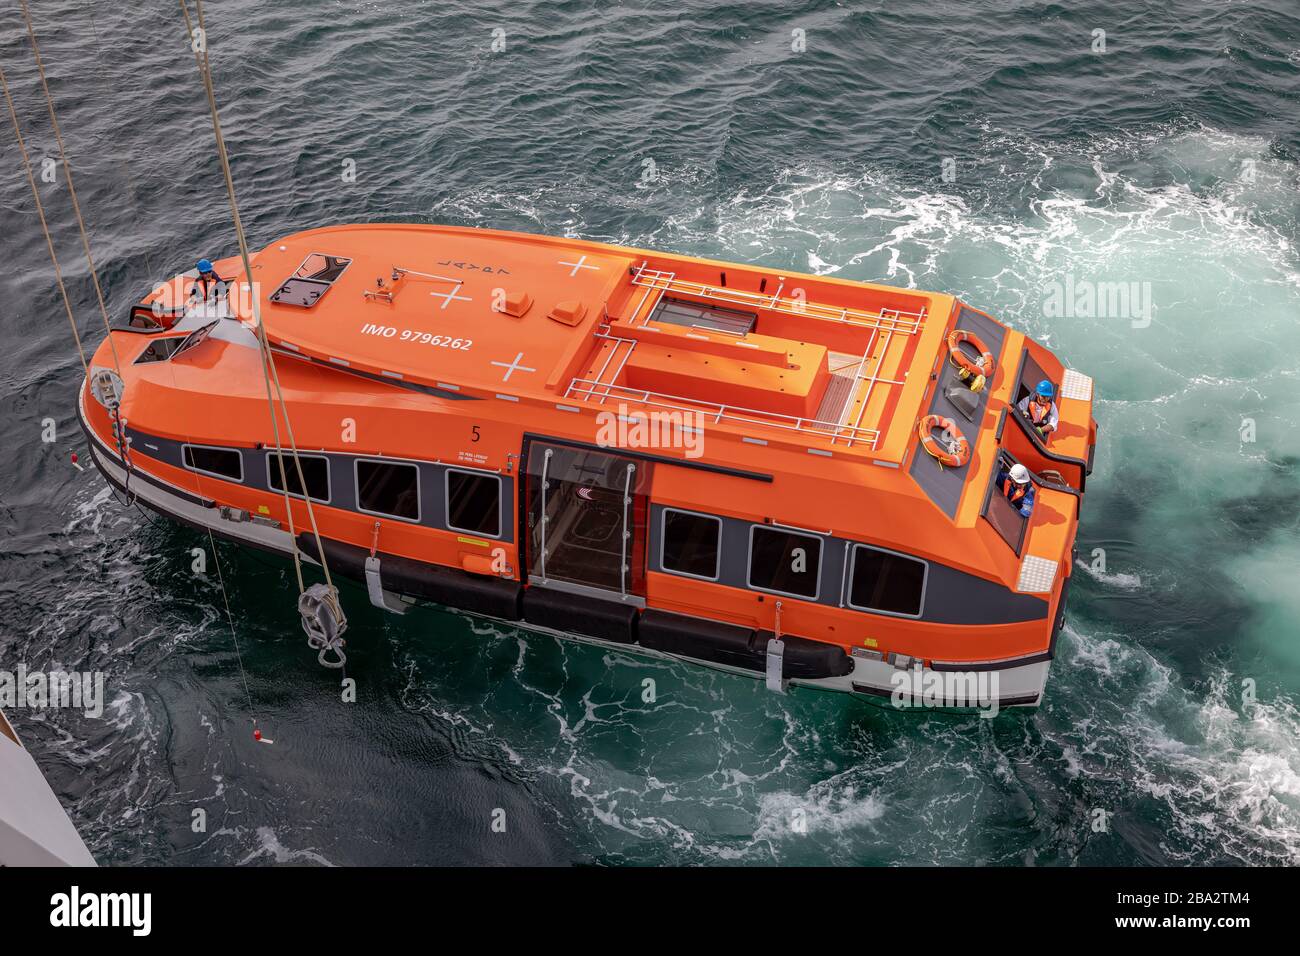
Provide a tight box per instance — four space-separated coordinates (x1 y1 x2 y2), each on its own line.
73 223 1097 709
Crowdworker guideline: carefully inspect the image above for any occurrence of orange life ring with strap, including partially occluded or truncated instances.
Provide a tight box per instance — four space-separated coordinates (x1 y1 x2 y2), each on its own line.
917 414 971 468
947 328 995 392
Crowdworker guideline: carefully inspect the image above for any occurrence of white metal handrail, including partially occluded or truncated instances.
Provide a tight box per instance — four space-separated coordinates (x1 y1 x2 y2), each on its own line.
630 267 927 334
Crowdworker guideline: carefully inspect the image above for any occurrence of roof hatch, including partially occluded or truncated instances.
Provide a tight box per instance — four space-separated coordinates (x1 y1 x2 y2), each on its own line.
270 253 352 308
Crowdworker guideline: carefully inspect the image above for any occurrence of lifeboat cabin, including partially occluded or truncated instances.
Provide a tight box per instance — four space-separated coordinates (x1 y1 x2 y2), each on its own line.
79 224 1097 710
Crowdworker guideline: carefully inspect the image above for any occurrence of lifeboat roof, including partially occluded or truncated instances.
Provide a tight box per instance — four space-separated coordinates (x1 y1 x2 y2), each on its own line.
241 223 954 463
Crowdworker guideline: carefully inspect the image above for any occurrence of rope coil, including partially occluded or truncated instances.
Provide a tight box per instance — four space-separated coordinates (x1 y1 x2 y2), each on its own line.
299 584 348 669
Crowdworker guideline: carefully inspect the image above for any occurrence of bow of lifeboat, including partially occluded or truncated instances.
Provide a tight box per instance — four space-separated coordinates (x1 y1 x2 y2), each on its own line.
77 223 1096 712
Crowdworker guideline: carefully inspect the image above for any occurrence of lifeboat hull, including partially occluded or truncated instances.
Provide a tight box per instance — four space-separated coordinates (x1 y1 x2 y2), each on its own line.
75 223 1097 713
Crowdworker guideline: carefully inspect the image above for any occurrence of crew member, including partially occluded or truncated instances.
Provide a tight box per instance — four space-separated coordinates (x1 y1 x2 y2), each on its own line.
189 258 226 304
998 462 1036 517
1018 380 1059 441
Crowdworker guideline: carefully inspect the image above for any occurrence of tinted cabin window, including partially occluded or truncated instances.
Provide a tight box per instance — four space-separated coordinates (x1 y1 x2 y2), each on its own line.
446 470 501 536
749 526 821 599
135 337 185 364
183 445 242 481
661 509 721 580
357 460 419 520
982 455 1029 553
268 453 330 502
850 545 926 616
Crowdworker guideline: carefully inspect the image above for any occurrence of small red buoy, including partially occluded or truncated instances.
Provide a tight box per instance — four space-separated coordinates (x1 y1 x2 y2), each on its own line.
253 729 262 741
71 452 78 464
70 452 84 472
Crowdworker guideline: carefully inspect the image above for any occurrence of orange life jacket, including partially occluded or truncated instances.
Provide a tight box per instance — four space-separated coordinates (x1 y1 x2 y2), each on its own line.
1001 476 1026 505
192 274 225 301
1028 398 1052 425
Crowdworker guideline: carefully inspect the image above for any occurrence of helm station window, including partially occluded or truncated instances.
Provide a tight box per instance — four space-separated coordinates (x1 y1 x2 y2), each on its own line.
983 453 1032 553
270 253 352 308
748 526 822 600
134 336 186 364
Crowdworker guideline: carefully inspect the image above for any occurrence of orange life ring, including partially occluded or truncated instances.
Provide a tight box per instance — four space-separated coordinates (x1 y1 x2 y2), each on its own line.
947 329 995 392
917 414 971 468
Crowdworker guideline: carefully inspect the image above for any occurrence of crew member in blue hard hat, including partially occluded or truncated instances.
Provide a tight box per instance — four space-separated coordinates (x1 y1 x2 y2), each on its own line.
188 258 226 304
997 462 1036 517
1017 380 1059 441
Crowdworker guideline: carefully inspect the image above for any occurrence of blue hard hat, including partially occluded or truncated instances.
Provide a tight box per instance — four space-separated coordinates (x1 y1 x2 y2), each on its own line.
1035 380 1055 399
197 258 214 273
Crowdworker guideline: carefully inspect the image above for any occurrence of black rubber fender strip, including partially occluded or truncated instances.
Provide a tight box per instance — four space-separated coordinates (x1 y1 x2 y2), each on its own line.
639 610 852 680
521 586 638 644
298 533 522 620
754 629 855 679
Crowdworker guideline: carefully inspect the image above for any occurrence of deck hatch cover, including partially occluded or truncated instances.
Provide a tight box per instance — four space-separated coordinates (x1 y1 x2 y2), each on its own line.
270 253 352 308
649 296 757 335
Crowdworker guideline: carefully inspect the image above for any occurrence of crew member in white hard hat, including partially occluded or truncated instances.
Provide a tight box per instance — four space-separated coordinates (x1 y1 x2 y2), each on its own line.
997 462 1036 517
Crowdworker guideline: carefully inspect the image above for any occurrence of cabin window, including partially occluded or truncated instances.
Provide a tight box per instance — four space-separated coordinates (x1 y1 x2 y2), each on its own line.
126 307 163 331
267 452 331 503
356 459 420 521
134 336 185 364
661 509 721 580
182 444 243 482
446 468 501 537
848 544 926 617
748 526 822 599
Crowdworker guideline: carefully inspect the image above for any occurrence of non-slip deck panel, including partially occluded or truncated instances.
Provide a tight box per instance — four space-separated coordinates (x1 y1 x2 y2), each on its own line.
522 587 639 644
638 610 852 680
300 534 522 619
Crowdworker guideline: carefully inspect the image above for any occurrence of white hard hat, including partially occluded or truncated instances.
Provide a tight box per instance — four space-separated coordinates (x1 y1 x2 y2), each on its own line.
1009 463 1031 484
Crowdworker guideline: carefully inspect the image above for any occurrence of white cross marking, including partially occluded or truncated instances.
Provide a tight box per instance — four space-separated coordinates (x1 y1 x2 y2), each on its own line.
558 255 600 277
491 352 537 382
429 283 471 310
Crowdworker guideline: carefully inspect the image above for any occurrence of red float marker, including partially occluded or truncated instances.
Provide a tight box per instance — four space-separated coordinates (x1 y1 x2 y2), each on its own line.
70 451 83 472
253 726 274 745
